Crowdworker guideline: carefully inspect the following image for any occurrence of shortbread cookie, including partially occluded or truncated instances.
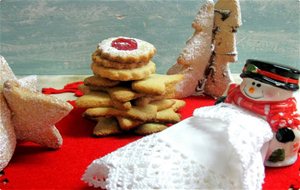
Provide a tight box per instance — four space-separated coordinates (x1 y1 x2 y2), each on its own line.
111 100 132 110
3 80 72 149
134 123 168 135
0 59 17 159
116 101 182 130
1 58 37 170
1 55 17 83
93 117 122 136
91 61 156 81
132 74 183 95
133 89 176 107
76 91 132 110
0 91 16 171
213 0 241 55
92 52 149 69
79 84 107 95
171 99 186 111
150 99 175 111
17 75 38 92
84 104 157 122
78 84 90 95
134 95 163 107
75 91 111 108
116 117 144 131
167 0 214 98
135 98 184 111
176 0 214 66
88 85 107 92
204 55 233 98
97 37 156 64
154 108 181 123
106 86 144 102
204 0 242 98
84 75 120 88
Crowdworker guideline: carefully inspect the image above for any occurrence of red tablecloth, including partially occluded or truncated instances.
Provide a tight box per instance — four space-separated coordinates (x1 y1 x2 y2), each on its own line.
1 86 299 189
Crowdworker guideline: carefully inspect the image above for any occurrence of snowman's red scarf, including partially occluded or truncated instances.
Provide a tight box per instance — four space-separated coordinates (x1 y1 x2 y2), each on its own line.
225 84 300 131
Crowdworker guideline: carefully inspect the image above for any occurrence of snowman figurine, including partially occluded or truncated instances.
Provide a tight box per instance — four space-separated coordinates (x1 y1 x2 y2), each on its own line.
225 59 300 167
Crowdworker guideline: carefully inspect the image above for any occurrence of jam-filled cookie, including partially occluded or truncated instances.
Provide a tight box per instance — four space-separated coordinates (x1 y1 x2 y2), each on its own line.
92 52 149 69
91 61 156 81
96 37 156 64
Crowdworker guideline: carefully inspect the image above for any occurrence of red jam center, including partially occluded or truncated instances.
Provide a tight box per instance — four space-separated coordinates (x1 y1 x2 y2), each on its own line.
111 38 138 51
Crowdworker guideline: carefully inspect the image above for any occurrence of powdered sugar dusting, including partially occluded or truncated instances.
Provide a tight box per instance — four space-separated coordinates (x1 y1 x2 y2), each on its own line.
18 75 38 92
0 55 17 83
178 0 214 63
193 0 214 30
3 80 72 149
179 32 213 62
0 56 17 171
98 36 156 59
0 92 16 171
167 0 214 98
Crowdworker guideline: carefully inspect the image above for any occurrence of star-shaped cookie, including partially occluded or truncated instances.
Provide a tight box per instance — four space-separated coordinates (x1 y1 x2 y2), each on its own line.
0 56 17 171
3 80 72 149
0 56 72 171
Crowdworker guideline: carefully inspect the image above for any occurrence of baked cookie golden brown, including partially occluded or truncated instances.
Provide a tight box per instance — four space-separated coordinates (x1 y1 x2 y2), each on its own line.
91 61 156 81
92 51 149 69
76 36 186 137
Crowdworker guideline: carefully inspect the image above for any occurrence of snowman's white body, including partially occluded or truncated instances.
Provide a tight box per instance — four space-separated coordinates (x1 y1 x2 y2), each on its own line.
240 78 300 167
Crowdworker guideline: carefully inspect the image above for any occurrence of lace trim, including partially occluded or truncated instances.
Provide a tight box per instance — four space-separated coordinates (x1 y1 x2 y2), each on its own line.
83 103 273 190
194 103 273 189
82 134 240 189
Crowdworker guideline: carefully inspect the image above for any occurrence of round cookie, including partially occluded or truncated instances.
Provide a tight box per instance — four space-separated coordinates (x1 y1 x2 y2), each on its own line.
97 37 156 64
91 61 156 81
92 51 149 69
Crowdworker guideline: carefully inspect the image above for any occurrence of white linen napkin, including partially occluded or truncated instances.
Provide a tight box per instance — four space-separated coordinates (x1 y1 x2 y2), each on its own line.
82 103 272 190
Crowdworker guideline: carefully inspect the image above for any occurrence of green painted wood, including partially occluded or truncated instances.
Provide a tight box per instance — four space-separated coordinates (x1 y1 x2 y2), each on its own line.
0 0 299 75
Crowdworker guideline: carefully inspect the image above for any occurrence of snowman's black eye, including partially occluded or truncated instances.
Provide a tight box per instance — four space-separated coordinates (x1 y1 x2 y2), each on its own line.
256 83 261 87
252 82 255 85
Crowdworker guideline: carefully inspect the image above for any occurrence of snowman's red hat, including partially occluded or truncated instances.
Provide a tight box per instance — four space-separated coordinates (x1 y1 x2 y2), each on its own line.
240 59 300 91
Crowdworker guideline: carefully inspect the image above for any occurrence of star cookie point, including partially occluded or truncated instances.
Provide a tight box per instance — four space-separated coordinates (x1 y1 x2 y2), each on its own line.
3 79 72 149
0 56 17 171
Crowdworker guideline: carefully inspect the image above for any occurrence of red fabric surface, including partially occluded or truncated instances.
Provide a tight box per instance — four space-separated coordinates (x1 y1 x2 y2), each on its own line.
1 83 299 189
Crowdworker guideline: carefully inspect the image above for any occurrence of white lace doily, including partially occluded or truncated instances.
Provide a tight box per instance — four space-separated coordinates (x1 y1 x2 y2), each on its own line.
82 103 273 190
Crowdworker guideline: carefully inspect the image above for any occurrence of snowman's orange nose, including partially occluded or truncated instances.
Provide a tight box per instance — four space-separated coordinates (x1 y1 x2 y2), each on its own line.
248 87 255 94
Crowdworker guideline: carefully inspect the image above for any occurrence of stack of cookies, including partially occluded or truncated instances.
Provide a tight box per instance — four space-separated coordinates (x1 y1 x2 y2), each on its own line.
76 37 185 136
